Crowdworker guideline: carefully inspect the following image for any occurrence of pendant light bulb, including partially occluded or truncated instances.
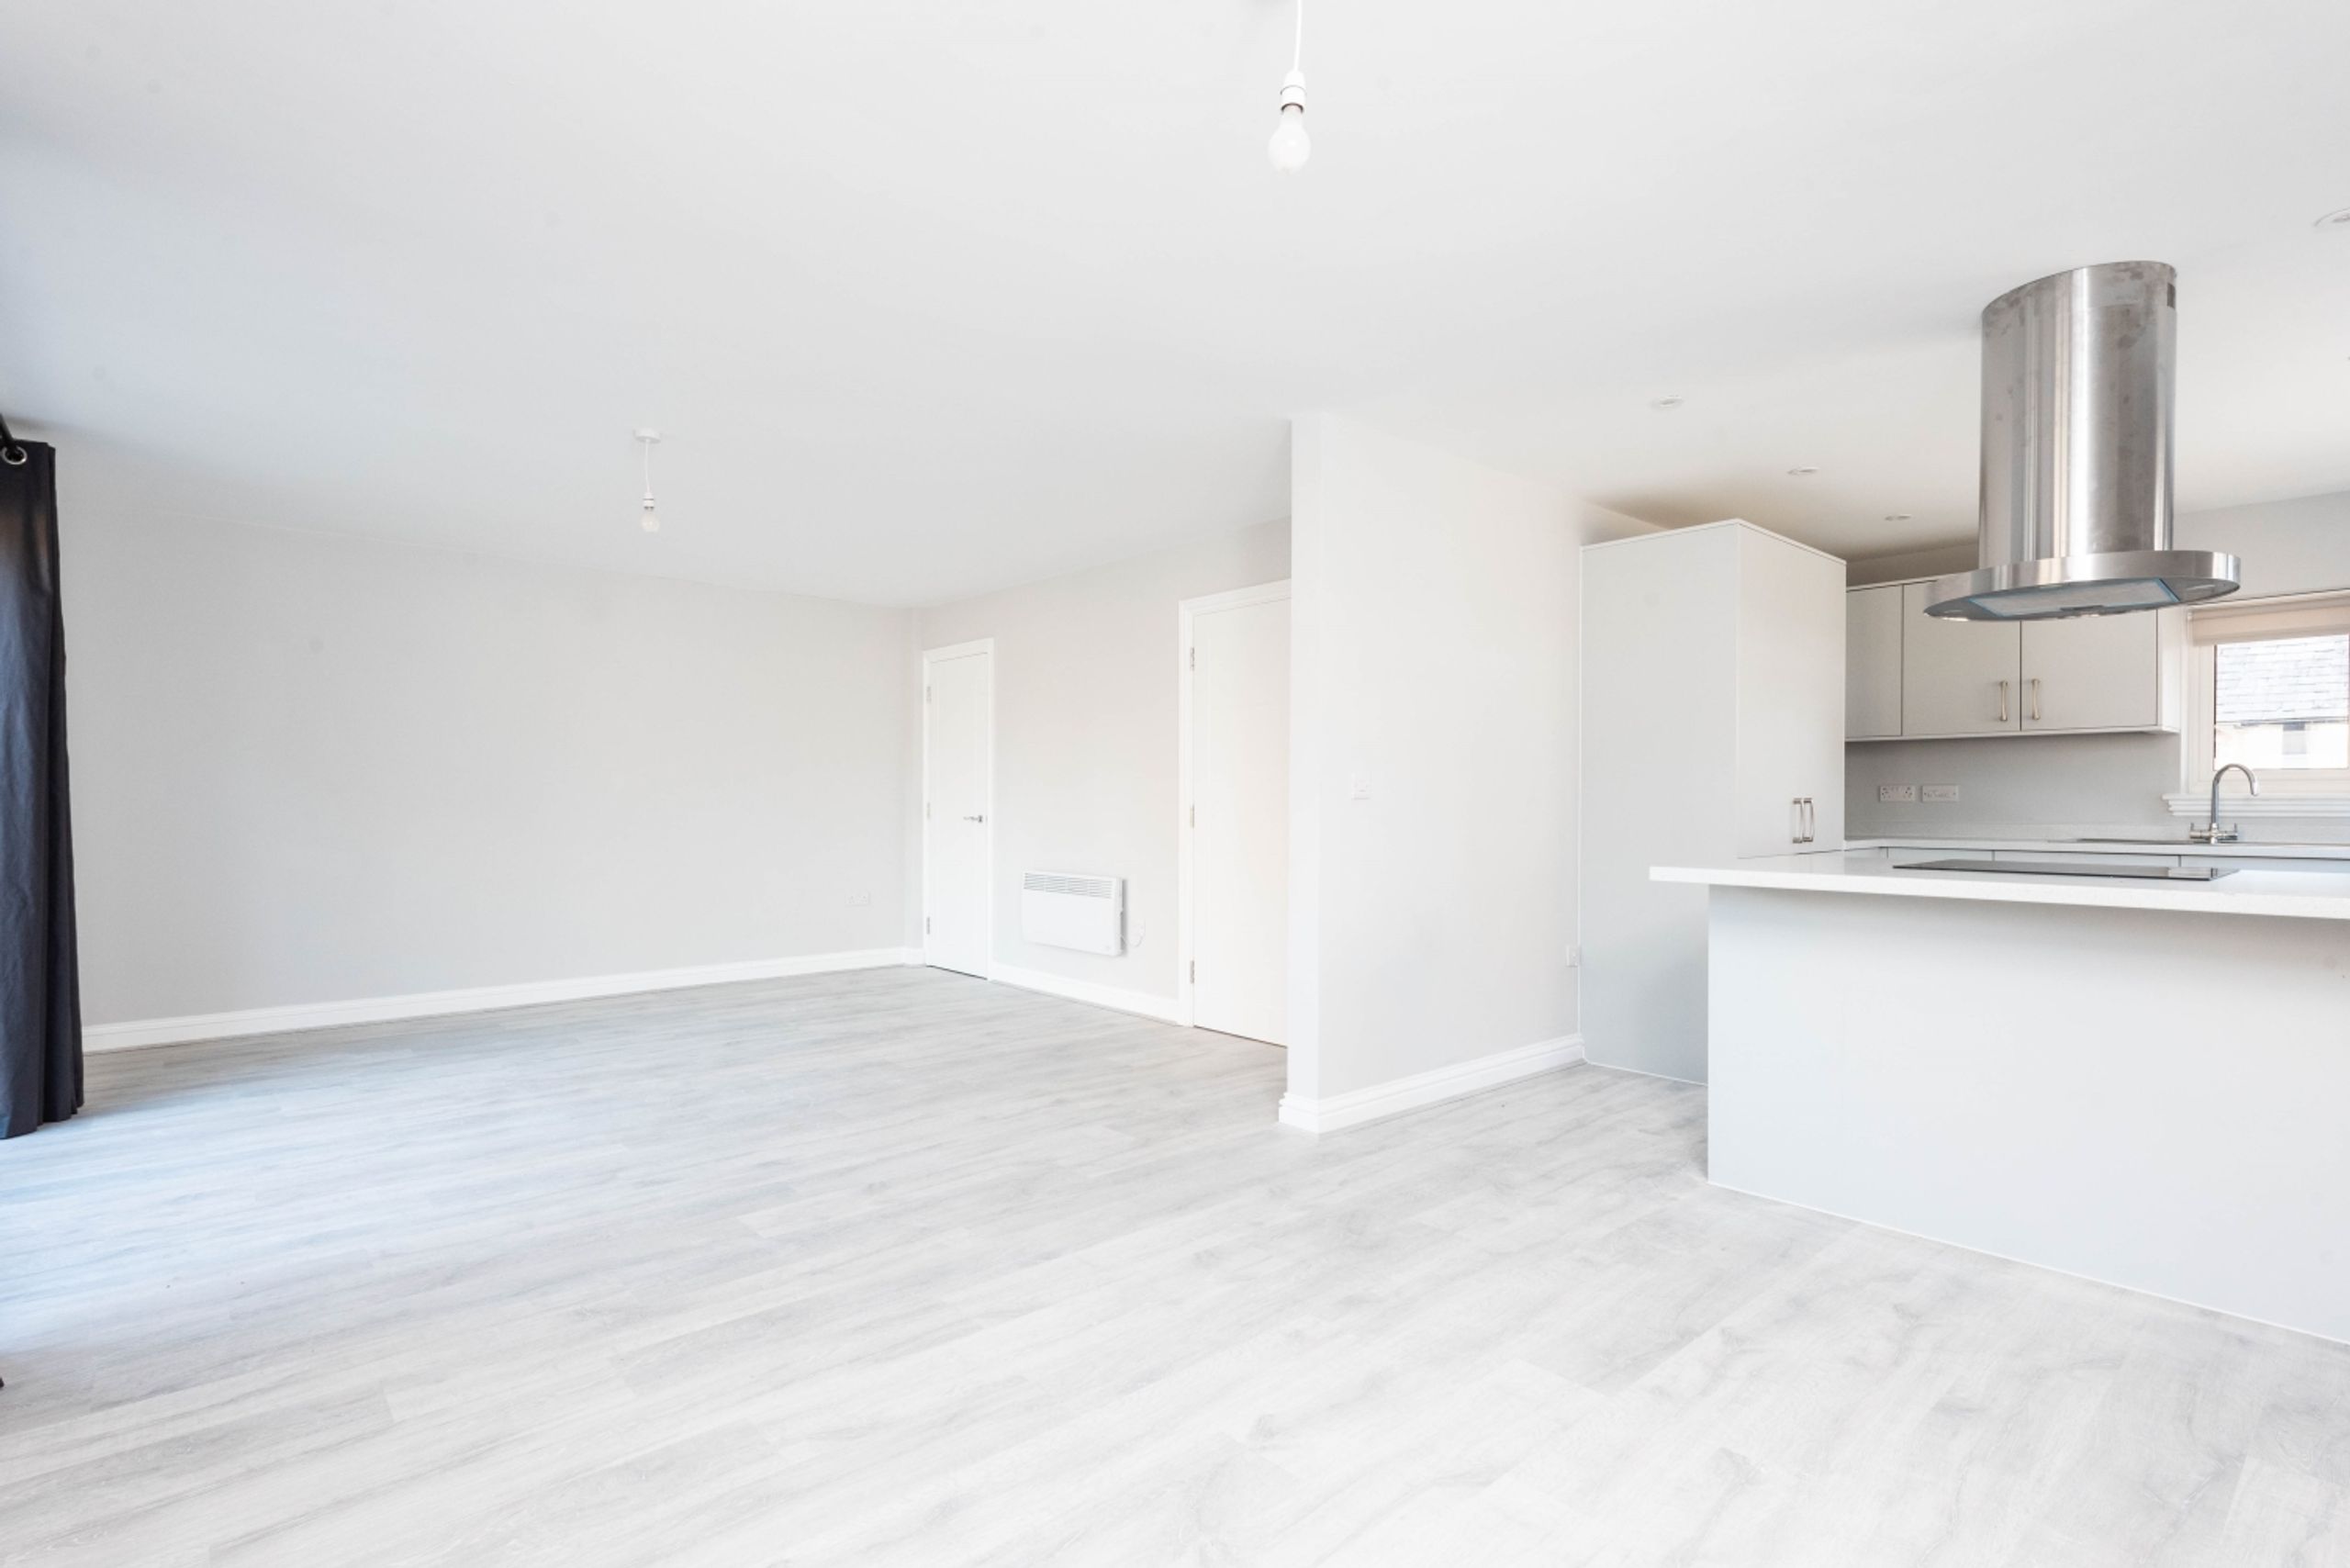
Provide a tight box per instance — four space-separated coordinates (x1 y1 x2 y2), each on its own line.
633 429 663 534
1269 76 1311 174
1268 0 1310 175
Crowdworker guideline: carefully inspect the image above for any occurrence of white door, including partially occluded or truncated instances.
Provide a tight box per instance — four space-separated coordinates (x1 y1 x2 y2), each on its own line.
1734 532 1846 856
1185 588 1289 1045
1900 580 2022 736
2020 611 2160 731
923 644 992 978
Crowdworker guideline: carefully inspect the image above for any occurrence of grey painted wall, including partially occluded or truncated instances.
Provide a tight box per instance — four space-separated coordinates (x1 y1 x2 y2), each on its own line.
1844 490 2350 839
914 519 1292 1003
66 510 913 1024
1846 543 1974 586
2177 491 2350 599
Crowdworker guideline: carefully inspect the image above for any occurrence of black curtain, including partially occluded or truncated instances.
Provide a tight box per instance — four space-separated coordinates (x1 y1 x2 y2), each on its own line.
1 441 82 1137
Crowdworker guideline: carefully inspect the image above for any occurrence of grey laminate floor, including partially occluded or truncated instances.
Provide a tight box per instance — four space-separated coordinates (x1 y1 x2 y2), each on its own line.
4 967 2345 1566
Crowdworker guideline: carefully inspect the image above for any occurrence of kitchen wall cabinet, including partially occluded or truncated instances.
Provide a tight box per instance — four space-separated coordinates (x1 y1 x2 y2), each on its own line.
2020 611 2171 731
1899 582 2022 736
1583 519 1847 1083
1852 578 2183 741
1845 585 1902 739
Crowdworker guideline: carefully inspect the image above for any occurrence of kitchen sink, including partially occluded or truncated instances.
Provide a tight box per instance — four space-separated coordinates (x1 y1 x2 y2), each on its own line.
1905 857 2234 881
2066 836 2201 846
2065 837 2347 850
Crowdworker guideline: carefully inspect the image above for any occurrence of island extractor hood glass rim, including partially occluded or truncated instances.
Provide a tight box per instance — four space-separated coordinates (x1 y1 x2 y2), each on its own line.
1926 549 2243 620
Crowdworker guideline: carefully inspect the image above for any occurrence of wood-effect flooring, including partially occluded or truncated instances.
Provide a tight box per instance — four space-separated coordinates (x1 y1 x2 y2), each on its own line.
3 966 2346 1565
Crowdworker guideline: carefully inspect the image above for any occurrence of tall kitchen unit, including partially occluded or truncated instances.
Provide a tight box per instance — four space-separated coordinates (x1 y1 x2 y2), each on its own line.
1582 520 1846 1083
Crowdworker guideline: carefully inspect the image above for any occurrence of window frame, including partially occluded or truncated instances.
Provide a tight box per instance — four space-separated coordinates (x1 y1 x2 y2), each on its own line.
2172 591 2350 818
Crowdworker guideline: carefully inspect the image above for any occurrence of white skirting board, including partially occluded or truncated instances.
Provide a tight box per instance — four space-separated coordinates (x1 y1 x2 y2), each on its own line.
83 948 922 1052
987 962 1181 1025
1278 1035 1584 1135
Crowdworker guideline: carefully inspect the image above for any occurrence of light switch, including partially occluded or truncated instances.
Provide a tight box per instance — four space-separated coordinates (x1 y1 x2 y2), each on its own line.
1922 784 1961 803
1348 773 1371 801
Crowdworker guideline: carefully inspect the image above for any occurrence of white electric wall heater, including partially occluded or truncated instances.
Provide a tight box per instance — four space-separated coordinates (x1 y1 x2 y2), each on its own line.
1021 872 1125 956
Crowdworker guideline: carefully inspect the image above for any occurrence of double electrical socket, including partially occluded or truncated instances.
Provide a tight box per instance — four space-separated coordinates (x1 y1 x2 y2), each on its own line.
1878 783 1962 803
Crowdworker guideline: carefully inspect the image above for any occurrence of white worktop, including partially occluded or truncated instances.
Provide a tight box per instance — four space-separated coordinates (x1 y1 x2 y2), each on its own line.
1847 834 2350 862
1653 850 2350 920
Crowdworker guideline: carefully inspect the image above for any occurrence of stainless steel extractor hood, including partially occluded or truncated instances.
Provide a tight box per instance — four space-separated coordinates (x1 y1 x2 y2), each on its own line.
1926 261 2239 620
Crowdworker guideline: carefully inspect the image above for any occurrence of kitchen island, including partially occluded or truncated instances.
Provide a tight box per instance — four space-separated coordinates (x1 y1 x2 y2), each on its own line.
1653 851 2350 1342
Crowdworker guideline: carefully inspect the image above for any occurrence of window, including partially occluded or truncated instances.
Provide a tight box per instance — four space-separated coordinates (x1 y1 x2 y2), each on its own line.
2213 635 2348 770
2184 592 2350 810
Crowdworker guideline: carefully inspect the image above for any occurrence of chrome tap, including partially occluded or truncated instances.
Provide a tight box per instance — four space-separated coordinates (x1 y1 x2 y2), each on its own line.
2190 764 2258 845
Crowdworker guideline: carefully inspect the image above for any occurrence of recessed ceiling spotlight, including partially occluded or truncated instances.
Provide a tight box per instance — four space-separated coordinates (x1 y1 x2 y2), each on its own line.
1787 465 1819 476
2314 206 2350 230
1885 512 1914 522
1650 395 1685 411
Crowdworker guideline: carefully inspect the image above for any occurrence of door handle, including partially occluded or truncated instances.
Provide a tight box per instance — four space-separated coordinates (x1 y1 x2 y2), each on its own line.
1998 679 2010 723
962 813 986 823
2030 677 2042 722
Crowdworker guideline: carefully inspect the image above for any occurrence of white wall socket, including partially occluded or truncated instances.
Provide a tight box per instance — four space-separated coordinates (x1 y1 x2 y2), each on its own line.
1877 783 1919 803
1922 784 1962 802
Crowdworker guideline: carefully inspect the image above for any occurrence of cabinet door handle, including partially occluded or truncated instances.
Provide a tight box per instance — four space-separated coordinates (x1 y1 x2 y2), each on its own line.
1998 678 2010 723
2030 677 2042 722
1792 797 1804 844
1806 797 1817 843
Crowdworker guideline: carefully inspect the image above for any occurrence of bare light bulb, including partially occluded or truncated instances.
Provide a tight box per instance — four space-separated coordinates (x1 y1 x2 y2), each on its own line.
633 428 663 533
1269 72 1310 174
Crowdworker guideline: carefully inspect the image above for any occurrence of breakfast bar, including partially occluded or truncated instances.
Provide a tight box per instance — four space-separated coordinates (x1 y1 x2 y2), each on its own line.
1653 852 2350 1341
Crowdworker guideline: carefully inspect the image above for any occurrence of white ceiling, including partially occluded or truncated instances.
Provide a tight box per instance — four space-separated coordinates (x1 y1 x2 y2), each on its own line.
5 1 2347 605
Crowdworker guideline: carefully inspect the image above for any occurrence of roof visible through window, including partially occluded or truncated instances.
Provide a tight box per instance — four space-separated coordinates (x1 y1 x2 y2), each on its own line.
2214 634 2349 726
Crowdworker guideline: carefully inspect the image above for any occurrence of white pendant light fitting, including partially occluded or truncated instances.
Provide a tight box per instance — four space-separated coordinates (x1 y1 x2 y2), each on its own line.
1268 0 1310 174
634 428 663 533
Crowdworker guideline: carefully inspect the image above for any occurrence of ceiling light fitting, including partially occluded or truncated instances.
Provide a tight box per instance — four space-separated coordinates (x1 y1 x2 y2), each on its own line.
634 429 663 533
1268 0 1310 174
1885 513 1914 522
1650 395 1685 411
2314 206 2350 230
1787 465 1819 476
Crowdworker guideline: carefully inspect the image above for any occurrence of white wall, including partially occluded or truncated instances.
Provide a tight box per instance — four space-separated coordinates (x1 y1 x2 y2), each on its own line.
1287 413 1654 1106
67 510 912 1025
913 519 1291 1006
1845 489 2350 839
